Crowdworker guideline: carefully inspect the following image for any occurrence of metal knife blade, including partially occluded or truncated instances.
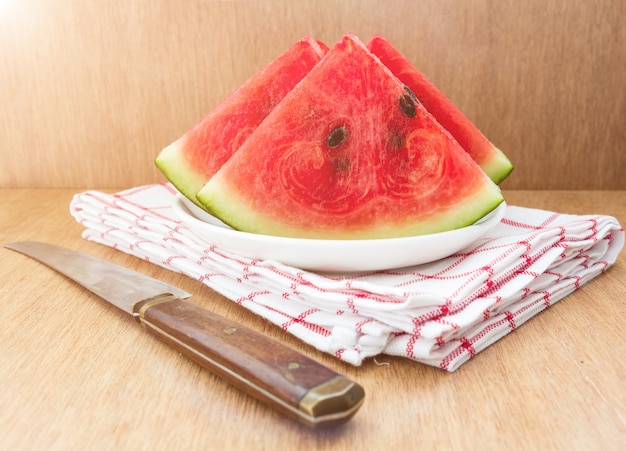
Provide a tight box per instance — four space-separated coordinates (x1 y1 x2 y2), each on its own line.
6 240 191 311
5 241 364 428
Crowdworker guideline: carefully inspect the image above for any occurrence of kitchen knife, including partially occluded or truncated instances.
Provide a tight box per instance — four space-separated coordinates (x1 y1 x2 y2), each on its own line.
4 241 364 428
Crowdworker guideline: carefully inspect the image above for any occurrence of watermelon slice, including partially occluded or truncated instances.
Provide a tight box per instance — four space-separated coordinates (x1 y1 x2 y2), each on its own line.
366 35 513 184
155 37 328 208
196 34 504 240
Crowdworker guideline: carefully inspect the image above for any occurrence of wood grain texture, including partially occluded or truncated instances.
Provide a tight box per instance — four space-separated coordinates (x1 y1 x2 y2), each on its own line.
1 0 624 190
1 189 625 449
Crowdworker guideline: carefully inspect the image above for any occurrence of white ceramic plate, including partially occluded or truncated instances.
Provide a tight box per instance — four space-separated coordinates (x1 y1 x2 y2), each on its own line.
172 195 507 273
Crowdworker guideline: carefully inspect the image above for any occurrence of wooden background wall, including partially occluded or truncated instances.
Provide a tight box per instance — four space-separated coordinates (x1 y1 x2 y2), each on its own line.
1 0 624 190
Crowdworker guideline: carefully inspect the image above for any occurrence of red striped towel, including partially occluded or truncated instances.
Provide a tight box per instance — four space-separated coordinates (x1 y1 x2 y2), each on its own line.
70 183 624 371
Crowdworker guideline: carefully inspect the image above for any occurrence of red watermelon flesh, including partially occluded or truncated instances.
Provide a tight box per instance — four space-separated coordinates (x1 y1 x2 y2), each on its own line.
366 35 513 184
197 34 504 240
155 37 328 208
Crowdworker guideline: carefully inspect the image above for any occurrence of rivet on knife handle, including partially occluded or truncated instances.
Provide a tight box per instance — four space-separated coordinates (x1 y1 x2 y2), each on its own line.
4 241 365 428
133 295 365 427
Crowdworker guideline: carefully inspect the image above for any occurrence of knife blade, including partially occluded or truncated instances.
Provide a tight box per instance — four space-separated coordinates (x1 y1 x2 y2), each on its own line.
4 241 364 428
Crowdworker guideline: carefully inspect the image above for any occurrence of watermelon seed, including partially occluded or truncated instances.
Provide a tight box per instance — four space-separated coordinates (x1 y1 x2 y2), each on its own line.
398 92 417 118
327 125 348 147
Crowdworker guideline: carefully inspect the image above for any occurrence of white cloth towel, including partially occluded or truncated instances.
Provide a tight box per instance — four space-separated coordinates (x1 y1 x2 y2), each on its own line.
69 184 624 371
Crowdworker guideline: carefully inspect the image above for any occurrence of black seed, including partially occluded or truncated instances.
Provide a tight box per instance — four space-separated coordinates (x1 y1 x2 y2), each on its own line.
398 92 416 118
327 125 348 147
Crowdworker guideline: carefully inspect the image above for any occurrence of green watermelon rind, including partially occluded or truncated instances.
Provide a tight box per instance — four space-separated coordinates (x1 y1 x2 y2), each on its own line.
155 140 208 208
483 146 514 185
198 176 504 240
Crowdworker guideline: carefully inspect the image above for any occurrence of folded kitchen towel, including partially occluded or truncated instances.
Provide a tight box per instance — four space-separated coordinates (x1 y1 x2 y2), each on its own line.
70 184 624 371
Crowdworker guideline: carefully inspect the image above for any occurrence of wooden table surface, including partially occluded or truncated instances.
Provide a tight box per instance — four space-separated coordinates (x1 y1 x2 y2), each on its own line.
1 189 624 450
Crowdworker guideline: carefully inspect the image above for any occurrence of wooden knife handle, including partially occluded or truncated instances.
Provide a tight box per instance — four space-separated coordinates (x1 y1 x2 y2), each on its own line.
133 295 365 428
